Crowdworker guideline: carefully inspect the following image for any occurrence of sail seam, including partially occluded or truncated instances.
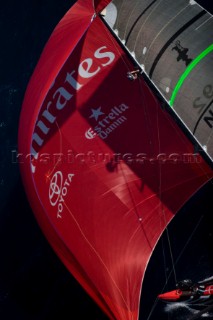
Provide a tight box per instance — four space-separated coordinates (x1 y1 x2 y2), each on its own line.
125 0 158 46
63 201 131 311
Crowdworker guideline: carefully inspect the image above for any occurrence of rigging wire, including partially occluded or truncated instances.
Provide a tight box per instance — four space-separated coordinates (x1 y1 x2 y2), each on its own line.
160 215 204 294
100 14 133 73
146 214 204 320
95 14 148 230
100 12 160 247
123 1 140 41
155 97 178 285
102 9 191 315
143 4 190 65
113 0 126 31
100 13 157 165
165 228 177 284
99 8 213 319
133 0 163 53
118 73 157 249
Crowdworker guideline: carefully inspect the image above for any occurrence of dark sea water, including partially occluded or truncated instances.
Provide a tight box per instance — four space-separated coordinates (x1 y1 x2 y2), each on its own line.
0 1 212 319
0 1 107 319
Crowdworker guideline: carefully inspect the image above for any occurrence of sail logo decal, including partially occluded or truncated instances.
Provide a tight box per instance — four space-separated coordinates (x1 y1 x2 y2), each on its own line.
86 104 129 140
30 46 116 173
90 107 105 120
171 40 192 66
49 171 74 219
85 128 97 139
49 171 63 206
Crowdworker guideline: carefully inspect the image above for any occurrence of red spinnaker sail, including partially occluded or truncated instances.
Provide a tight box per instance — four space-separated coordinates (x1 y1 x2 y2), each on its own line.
18 1 213 320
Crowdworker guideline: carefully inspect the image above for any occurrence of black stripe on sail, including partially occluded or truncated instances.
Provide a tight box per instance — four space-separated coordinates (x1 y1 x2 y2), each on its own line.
125 0 158 46
149 10 206 78
193 98 213 134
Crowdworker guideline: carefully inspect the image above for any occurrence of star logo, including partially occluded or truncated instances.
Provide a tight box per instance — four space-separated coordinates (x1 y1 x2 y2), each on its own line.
89 107 104 121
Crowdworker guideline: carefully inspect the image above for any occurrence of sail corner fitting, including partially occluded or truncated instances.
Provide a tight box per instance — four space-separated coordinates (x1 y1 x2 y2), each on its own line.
91 13 97 22
127 69 142 81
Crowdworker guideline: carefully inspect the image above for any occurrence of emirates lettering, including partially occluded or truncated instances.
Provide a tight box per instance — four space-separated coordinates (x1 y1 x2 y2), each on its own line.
31 46 115 158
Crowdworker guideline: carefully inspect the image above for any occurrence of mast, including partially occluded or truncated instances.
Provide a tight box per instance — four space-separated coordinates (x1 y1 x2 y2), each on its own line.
102 0 213 166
